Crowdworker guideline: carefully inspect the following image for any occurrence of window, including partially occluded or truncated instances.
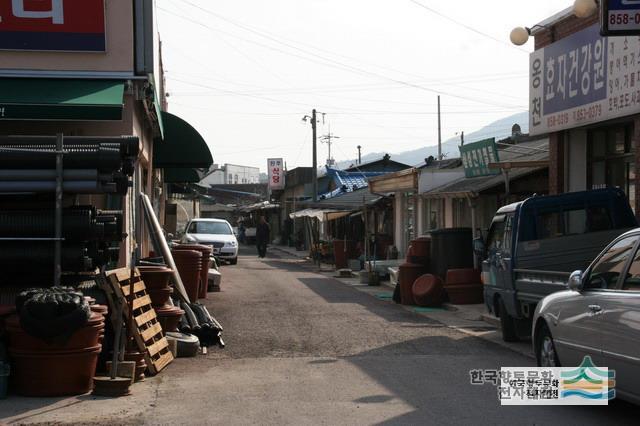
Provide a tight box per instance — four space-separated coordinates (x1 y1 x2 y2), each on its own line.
622 241 640 291
588 124 635 213
188 221 233 235
503 214 514 252
532 206 613 240
586 236 637 290
487 216 506 252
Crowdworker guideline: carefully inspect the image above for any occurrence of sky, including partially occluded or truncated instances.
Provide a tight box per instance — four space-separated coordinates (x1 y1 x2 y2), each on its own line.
155 0 574 172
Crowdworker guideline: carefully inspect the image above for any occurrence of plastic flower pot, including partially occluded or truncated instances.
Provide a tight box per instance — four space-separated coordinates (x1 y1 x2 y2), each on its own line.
9 345 102 397
155 306 185 333
147 287 173 308
174 244 212 300
412 274 446 307
398 263 428 305
6 313 104 351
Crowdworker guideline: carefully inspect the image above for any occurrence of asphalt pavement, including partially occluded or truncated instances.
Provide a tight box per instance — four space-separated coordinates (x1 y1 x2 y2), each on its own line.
1 246 637 425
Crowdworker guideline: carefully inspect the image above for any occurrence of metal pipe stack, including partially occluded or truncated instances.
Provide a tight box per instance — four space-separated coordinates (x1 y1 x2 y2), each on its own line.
0 136 138 195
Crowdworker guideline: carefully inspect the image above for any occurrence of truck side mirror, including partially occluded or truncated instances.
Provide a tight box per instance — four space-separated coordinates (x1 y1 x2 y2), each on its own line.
473 237 486 256
568 270 584 292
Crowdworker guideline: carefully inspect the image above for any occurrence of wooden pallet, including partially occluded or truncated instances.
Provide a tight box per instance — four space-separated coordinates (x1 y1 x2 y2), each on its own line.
103 268 174 375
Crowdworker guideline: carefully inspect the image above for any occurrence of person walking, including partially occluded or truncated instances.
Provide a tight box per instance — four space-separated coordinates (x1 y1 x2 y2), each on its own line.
256 216 270 258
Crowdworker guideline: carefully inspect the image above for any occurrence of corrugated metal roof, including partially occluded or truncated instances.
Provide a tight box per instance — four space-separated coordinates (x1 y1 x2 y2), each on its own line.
423 139 549 197
302 188 384 210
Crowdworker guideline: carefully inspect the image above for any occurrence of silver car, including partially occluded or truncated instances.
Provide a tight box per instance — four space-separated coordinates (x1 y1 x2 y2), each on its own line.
532 228 640 404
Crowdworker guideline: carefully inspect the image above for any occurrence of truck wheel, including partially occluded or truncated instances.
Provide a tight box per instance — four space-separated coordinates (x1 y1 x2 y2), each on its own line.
498 298 519 342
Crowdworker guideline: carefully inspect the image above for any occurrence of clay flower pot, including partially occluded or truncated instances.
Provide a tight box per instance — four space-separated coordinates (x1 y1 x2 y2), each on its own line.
147 287 173 308
173 244 212 300
10 345 102 396
138 266 174 290
155 306 185 333
6 313 105 351
171 250 202 302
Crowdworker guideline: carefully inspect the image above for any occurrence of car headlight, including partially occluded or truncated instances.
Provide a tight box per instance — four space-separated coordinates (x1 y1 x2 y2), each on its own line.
225 241 237 247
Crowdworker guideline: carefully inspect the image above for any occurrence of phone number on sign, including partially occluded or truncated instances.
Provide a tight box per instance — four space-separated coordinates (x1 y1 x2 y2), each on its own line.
573 104 602 123
609 12 640 26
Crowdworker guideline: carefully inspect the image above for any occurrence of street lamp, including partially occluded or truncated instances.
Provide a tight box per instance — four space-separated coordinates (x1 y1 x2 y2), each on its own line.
510 0 599 46
574 0 598 18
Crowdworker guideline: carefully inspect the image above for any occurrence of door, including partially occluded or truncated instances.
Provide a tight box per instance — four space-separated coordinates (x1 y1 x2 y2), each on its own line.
484 213 514 291
554 235 637 367
599 240 640 400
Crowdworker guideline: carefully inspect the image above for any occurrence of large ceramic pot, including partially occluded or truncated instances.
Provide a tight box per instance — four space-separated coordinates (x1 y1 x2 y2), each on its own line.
10 345 102 396
412 274 445 307
173 244 212 300
138 266 173 290
171 250 202 302
398 263 428 305
6 313 104 351
155 306 185 333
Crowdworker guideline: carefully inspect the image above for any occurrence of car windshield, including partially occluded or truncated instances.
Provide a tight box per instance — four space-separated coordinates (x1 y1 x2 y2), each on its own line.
188 221 232 235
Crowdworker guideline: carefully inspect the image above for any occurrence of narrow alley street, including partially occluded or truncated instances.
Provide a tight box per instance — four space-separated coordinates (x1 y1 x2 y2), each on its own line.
5 246 635 425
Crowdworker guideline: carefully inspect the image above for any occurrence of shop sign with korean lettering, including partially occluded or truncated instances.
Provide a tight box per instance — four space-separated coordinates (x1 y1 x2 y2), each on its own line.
529 24 640 135
459 138 500 178
268 158 285 190
0 0 106 52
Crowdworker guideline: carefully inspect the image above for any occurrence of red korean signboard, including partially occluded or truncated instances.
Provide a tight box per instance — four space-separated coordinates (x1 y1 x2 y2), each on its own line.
0 0 106 52
268 158 285 191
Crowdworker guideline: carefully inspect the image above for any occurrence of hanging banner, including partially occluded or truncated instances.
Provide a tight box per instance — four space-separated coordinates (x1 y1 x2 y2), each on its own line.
0 0 106 52
459 138 500 178
529 23 640 135
267 158 285 190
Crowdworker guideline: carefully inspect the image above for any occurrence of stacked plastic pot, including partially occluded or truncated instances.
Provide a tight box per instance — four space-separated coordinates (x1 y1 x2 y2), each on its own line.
397 237 432 306
138 265 184 333
172 244 212 300
6 287 104 396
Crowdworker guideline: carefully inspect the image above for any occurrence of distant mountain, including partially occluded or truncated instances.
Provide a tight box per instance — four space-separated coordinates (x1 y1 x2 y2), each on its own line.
337 112 528 169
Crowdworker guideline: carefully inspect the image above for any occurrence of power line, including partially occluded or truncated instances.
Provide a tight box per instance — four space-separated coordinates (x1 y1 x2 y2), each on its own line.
408 0 528 53
157 5 526 110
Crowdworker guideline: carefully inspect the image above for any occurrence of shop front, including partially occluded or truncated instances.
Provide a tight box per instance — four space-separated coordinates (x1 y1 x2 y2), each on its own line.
530 17 640 213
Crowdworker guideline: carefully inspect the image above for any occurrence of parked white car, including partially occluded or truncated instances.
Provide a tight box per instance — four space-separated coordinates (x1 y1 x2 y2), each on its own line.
182 218 238 265
532 228 640 404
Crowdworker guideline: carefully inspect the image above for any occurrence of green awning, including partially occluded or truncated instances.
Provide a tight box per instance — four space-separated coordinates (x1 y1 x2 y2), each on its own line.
0 78 125 121
154 111 213 169
163 168 208 184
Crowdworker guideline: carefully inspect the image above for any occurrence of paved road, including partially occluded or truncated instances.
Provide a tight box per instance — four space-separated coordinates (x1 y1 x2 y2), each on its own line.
151 247 637 425
2 247 636 425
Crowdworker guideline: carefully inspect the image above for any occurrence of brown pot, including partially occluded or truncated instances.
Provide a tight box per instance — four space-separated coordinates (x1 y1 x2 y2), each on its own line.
138 266 174 290
171 249 202 302
411 237 431 258
10 345 102 396
155 306 185 333
412 274 445 307
398 263 428 306
174 244 212 300
123 350 147 382
445 268 481 286
6 313 105 352
147 287 173 308
445 283 484 305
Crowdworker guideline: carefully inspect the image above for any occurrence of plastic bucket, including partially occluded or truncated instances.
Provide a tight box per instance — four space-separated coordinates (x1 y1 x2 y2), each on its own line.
0 362 9 399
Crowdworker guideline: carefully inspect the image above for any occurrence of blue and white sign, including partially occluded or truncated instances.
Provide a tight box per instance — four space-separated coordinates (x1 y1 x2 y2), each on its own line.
530 24 640 135
603 0 640 35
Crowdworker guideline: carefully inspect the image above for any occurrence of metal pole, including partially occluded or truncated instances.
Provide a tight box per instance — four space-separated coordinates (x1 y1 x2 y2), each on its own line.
312 109 318 202
437 96 442 160
54 133 63 287
357 145 362 165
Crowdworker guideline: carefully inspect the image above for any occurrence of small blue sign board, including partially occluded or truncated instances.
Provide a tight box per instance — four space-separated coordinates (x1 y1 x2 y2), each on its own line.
602 0 640 35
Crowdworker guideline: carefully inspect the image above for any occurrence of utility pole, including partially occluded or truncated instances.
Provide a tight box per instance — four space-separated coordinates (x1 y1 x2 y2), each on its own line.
437 95 442 161
460 131 465 146
357 145 362 165
312 109 318 202
321 124 340 167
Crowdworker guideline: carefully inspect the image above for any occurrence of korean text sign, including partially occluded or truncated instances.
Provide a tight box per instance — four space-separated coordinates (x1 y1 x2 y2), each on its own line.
459 138 500 178
0 0 106 52
268 158 285 190
530 24 640 135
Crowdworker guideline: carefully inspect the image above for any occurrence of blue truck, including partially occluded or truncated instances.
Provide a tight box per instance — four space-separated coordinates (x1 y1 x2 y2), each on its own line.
479 188 637 342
